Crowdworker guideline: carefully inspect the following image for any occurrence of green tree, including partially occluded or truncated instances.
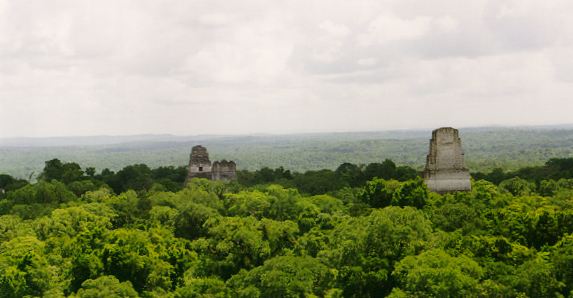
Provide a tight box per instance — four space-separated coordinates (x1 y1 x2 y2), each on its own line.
174 203 219 240
174 277 229 298
73 276 138 298
320 207 432 297
364 159 397 181
360 178 400 208
225 191 271 218
5 181 76 219
68 180 100 196
293 170 343 195
101 228 196 293
0 236 61 297
114 164 153 194
227 256 337 297
0 215 34 242
335 163 364 187
7 180 75 206
41 159 65 181
392 178 428 208
391 249 484 298
0 174 28 197
85 167 96 178
551 234 573 294
510 254 562 297
499 177 535 196
41 159 84 184
194 216 272 278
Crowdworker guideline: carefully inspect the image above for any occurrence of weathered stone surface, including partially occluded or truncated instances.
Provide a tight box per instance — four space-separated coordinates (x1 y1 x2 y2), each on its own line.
423 127 471 193
212 160 237 181
187 145 237 182
188 145 212 179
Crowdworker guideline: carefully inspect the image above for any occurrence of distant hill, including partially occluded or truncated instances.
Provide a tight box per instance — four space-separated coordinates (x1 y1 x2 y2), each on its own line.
1 125 573 179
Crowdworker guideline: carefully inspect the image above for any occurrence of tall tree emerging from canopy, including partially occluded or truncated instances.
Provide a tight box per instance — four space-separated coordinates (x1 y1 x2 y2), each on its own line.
41 159 84 184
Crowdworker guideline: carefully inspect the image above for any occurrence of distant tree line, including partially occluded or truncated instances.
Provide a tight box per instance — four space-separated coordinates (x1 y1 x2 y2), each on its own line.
3 158 573 200
473 158 573 195
1 158 419 199
238 159 418 195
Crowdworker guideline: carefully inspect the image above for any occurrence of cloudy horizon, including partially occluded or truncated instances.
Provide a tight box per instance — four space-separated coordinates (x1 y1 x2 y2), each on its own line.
1 0 572 138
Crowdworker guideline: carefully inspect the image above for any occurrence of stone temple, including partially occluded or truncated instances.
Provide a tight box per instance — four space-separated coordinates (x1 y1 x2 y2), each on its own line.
187 145 237 182
423 127 471 193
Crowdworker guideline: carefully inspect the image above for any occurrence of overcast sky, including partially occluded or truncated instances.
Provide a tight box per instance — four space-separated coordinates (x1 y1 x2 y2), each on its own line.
0 0 572 137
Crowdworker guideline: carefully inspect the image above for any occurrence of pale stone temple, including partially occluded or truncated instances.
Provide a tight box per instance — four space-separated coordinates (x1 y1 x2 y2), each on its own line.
423 127 471 193
187 145 237 182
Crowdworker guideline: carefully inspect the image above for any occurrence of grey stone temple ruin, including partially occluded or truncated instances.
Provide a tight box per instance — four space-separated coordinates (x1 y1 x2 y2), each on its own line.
423 127 471 193
187 128 471 191
187 145 237 182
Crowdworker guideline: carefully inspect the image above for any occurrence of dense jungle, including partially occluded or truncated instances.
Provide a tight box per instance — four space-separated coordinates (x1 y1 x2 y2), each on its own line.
1 157 573 297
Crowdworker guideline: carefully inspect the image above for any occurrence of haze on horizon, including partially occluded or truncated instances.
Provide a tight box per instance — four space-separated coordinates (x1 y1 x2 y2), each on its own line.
1 0 572 138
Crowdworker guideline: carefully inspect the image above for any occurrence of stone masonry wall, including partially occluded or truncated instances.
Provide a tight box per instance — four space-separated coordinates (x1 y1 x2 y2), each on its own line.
187 145 237 182
212 160 237 181
423 127 471 193
188 145 212 180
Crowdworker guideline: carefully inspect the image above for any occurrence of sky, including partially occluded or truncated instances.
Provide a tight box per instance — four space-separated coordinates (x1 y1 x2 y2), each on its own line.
0 0 572 137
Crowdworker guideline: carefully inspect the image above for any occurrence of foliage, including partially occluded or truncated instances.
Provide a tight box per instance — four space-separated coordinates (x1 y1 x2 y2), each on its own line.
227 256 338 297
0 156 573 296
391 249 484 297
73 275 138 298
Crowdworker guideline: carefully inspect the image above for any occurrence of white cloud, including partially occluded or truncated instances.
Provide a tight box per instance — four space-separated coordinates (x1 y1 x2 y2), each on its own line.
358 15 431 46
435 16 458 33
357 58 378 67
0 0 572 137
197 13 233 27
319 21 351 37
